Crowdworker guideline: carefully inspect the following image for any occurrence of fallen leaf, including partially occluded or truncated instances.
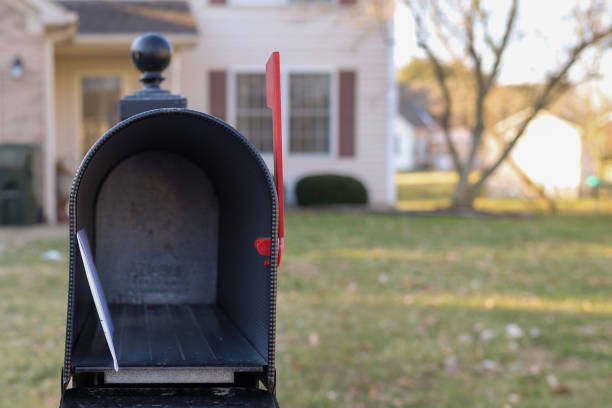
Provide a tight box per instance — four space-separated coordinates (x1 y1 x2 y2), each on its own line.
506 323 523 339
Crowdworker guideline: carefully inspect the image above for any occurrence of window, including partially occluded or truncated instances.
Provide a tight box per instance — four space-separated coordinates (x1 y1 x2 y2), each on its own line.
82 77 120 154
233 71 333 155
289 73 331 153
235 73 273 153
231 0 285 4
230 0 332 4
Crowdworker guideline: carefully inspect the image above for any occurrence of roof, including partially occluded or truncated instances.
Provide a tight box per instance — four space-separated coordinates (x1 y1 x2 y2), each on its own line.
398 102 437 131
56 1 197 34
397 85 437 131
6 0 76 31
494 109 580 135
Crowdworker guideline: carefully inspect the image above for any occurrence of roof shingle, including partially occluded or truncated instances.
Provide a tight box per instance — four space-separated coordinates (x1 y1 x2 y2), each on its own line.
56 1 197 34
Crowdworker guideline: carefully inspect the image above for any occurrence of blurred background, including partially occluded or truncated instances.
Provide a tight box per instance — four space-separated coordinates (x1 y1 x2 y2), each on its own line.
0 0 611 407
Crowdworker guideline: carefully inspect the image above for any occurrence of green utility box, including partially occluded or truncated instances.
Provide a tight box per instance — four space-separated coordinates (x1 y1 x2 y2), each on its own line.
0 145 41 225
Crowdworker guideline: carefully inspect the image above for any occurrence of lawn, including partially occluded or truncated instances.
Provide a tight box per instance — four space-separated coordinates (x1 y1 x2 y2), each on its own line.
396 171 612 214
1 213 611 407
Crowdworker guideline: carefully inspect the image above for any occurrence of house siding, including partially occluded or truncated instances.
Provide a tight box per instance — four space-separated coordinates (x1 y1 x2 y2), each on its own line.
0 1 50 220
181 2 395 205
51 1 395 207
0 2 46 147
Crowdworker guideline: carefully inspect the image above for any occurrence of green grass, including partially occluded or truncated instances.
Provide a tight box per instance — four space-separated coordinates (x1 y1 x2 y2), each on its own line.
395 171 612 214
2 213 612 407
0 237 68 407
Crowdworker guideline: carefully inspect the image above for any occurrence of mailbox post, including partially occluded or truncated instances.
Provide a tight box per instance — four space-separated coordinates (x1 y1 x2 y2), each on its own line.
119 33 186 119
59 33 283 408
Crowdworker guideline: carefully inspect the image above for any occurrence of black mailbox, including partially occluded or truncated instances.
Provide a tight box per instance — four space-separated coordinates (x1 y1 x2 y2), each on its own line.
60 33 284 407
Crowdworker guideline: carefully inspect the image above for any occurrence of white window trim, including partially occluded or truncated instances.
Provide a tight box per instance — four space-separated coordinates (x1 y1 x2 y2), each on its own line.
227 66 271 154
227 66 337 159
286 68 336 158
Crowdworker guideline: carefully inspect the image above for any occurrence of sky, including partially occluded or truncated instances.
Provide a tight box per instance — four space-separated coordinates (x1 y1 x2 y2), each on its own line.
393 0 612 96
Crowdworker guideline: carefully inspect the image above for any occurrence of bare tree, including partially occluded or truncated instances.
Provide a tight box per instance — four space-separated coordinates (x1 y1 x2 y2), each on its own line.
407 0 612 209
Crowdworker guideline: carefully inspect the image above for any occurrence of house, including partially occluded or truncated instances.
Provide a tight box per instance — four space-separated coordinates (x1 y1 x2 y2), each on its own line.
0 0 396 223
393 102 435 171
395 85 484 173
428 126 485 171
393 115 416 171
486 111 589 199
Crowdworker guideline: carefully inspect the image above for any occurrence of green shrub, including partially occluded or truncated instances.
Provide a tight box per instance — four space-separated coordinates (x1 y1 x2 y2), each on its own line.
295 174 368 206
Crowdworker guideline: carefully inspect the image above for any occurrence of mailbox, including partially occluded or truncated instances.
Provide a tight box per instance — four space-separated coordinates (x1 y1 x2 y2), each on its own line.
60 33 284 407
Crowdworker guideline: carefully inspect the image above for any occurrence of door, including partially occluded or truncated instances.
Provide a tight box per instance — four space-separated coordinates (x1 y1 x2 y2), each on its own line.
81 77 121 154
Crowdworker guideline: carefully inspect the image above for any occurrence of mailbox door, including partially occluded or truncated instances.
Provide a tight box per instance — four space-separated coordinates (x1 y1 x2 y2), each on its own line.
60 387 279 408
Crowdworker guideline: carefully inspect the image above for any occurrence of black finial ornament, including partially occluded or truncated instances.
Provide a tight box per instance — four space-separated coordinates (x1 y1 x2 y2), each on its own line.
131 33 172 88
120 32 187 120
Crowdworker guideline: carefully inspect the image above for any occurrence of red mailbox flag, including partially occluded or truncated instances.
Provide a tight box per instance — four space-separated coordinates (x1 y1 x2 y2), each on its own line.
255 52 284 266
266 52 284 241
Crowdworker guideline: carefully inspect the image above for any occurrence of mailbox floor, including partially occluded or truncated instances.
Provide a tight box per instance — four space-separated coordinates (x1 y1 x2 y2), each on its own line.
72 304 266 370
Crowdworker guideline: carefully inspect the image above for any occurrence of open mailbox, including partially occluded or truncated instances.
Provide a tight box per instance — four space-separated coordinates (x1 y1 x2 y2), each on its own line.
60 34 284 407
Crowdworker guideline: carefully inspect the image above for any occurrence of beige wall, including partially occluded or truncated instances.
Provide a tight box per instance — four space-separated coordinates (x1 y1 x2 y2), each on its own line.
181 2 396 205
54 47 183 174
55 53 139 172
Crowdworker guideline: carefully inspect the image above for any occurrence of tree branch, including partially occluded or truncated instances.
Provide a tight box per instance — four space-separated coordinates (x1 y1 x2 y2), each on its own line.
463 9 483 90
430 1 462 60
482 0 518 94
461 0 517 186
410 5 463 172
470 25 612 196
456 3 487 197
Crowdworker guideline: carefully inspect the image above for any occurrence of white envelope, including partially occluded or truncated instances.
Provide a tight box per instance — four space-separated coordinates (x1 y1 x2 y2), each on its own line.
77 229 119 372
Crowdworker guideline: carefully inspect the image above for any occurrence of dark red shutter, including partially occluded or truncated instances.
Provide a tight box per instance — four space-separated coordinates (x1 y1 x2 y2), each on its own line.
338 71 356 157
340 0 357 4
209 70 227 121
210 0 226 4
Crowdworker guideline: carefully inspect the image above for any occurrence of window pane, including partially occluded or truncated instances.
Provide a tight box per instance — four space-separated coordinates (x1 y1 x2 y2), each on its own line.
236 73 273 153
289 73 331 153
82 77 120 154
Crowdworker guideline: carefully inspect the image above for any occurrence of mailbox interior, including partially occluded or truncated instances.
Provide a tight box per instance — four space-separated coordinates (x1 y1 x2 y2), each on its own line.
68 111 276 379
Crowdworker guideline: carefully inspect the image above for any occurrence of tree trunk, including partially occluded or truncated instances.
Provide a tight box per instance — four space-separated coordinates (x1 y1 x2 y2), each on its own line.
451 171 477 208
